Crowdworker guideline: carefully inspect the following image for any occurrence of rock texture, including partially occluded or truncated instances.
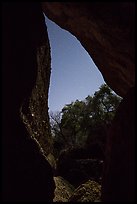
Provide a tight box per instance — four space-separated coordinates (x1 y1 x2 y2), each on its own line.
2 3 55 201
53 176 75 202
69 180 101 202
20 42 52 157
42 2 135 98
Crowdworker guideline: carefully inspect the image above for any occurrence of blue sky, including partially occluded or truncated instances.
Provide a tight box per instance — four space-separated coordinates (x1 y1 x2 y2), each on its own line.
45 16 105 112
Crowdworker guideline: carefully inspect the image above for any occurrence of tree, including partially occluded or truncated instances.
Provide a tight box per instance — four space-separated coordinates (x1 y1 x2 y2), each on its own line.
89 84 122 126
84 84 122 151
61 100 88 146
50 84 122 156
49 111 67 157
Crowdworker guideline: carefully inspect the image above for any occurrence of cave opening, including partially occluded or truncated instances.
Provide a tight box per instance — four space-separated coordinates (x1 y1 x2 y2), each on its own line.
44 15 122 202
2 3 134 202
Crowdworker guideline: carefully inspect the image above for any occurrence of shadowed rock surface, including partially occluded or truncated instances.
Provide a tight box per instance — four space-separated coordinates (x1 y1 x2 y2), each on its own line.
20 40 52 158
69 180 101 202
102 87 135 202
56 147 103 188
2 3 55 202
42 2 135 98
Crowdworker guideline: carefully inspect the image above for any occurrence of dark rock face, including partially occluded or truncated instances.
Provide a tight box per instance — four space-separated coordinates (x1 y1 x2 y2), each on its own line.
102 87 135 202
42 2 135 98
2 3 55 201
20 40 52 157
56 147 103 187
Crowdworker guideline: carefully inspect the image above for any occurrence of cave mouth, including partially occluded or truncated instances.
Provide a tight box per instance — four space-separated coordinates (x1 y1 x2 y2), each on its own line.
43 15 122 202
4 5 134 202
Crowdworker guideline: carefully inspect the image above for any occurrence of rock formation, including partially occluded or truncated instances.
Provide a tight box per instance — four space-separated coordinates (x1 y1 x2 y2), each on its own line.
69 180 101 202
2 2 135 202
42 2 135 98
2 3 55 202
56 147 103 188
53 176 75 202
102 87 135 202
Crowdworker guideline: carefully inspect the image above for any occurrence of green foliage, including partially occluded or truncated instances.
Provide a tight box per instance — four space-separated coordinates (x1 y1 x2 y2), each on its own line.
50 84 122 158
89 84 121 126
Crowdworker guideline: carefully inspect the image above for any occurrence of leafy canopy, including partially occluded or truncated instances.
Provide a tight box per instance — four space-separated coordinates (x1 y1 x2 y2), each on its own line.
50 84 122 156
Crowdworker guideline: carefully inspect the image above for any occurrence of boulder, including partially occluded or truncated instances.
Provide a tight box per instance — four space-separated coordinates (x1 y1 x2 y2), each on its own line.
69 180 101 202
56 147 103 187
53 176 75 202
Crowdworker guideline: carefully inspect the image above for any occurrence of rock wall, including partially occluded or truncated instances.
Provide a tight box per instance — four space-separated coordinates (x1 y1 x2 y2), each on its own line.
102 87 135 202
2 3 55 201
20 42 52 157
42 2 135 98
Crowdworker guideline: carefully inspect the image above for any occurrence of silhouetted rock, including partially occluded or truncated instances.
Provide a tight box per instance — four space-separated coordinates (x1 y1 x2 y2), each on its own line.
102 87 135 202
56 147 103 187
2 3 55 201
